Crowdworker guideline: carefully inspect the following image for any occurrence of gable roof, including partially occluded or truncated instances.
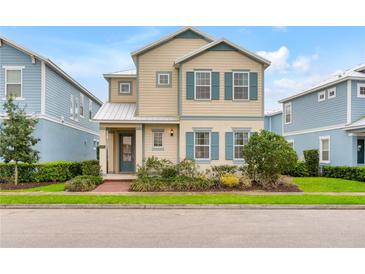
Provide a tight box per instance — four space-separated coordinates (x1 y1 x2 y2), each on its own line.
174 38 271 68
130 27 214 63
0 35 103 105
279 62 365 103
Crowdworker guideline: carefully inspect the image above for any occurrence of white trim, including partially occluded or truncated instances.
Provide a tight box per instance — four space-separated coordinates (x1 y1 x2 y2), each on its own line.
347 80 352 124
74 96 79 121
194 71 211 100
319 135 331 164
2 65 25 69
4 66 23 99
283 123 345 137
284 102 292 124
287 139 294 149
88 99 93 121
232 71 250 100
157 72 170 86
41 61 46 115
194 131 211 161
80 93 85 118
318 90 326 102
327 87 336 99
357 83 365 98
70 94 74 120
119 82 131 94
152 131 164 149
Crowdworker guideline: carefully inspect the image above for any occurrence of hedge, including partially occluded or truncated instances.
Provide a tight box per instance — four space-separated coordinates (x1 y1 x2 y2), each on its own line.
303 149 319 176
322 166 365 182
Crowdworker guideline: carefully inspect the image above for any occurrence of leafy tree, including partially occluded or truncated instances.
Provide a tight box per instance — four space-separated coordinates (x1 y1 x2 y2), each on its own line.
243 130 297 187
0 97 40 184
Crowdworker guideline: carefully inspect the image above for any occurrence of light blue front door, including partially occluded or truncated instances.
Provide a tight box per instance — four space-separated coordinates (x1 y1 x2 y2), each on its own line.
119 133 135 173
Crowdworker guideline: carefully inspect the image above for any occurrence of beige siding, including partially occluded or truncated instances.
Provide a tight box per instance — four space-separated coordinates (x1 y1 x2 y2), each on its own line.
138 38 209 117
181 50 264 116
109 78 136 103
144 124 178 163
179 119 264 170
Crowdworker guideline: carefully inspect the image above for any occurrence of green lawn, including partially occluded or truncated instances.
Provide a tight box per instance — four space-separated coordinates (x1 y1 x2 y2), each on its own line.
1 194 365 205
293 177 365 192
0 183 65 192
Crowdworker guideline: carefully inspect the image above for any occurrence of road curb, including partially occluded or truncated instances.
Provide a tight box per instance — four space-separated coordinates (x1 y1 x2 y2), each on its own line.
1 204 365 210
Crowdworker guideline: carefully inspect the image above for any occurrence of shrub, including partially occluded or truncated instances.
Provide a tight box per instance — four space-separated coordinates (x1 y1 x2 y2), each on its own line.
239 175 252 190
283 161 309 177
161 166 178 178
243 130 297 187
322 166 365 182
220 174 239 187
81 160 101 176
176 159 201 178
64 175 102 192
138 156 174 178
303 149 319 176
209 165 237 180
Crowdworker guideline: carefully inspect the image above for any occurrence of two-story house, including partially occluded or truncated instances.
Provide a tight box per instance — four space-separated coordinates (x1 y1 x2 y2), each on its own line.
94 27 271 175
265 63 365 166
0 36 102 162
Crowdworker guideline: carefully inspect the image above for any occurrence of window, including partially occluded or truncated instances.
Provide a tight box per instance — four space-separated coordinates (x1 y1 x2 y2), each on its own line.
234 131 249 160
358 83 365 98
233 72 249 100
287 140 294 149
157 72 170 86
89 99 93 120
80 94 84 117
284 102 292 124
74 96 79 121
70 95 74 120
153 131 163 148
5 69 22 98
327 88 336 99
194 131 210 160
195 71 211 100
320 136 330 163
119 82 131 94
318 91 326 102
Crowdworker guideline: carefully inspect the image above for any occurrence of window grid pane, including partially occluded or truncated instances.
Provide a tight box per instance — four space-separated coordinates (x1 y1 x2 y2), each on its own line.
120 83 130 93
195 72 211 99
361 87 365 95
6 70 21 83
153 132 163 147
233 72 249 99
195 132 210 159
159 74 169 84
6 84 21 97
234 131 249 159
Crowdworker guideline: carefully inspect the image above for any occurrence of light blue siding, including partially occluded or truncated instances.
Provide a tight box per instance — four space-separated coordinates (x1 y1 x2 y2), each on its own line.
284 81 347 133
0 43 41 114
264 112 283 135
351 80 365 122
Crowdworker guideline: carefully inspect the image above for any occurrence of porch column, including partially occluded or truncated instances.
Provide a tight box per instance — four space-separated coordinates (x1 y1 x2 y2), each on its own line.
135 125 143 168
99 127 108 174
107 131 115 173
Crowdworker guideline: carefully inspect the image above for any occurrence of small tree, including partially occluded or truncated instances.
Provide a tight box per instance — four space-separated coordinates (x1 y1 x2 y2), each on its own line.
0 97 40 184
243 130 297 187
303 149 319 176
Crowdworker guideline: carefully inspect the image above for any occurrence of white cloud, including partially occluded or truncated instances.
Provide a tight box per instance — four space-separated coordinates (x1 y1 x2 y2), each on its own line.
272 26 288 32
292 54 319 72
123 27 161 45
257 46 290 73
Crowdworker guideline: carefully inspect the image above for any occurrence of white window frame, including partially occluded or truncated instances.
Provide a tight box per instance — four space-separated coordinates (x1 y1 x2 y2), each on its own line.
74 96 79 121
152 131 164 149
80 94 84 118
327 87 336 99
88 99 93 121
157 73 170 86
119 82 131 94
194 71 211 100
232 71 250 100
233 130 249 160
319 136 331 164
284 102 292 124
194 131 211 160
4 66 24 99
318 91 326 102
287 139 294 149
70 94 74 120
358 83 365 98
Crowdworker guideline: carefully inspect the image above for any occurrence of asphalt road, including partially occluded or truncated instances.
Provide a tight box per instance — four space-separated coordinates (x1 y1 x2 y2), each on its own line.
1 209 364 247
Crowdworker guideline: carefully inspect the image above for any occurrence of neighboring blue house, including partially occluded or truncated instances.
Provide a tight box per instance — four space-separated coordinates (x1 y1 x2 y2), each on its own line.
264 110 283 136
265 63 365 166
0 36 102 162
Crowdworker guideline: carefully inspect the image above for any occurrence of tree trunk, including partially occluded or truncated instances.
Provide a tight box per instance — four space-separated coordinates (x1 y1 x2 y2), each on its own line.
14 162 19 185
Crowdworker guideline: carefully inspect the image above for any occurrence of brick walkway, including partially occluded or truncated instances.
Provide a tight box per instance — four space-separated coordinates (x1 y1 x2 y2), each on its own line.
93 181 131 192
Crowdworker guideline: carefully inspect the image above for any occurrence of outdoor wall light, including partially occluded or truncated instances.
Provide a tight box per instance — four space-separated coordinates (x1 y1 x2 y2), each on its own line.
170 129 174 137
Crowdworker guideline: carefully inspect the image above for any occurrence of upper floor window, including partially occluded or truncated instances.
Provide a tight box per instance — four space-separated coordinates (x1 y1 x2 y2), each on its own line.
80 94 84 117
195 71 211 100
327 87 336 99
89 99 93 120
320 136 330 164
318 91 326 102
194 131 210 160
358 83 365 98
70 95 74 120
234 131 249 160
284 102 292 124
153 131 164 148
74 96 79 121
5 68 22 98
156 72 171 87
233 72 249 100
119 82 131 94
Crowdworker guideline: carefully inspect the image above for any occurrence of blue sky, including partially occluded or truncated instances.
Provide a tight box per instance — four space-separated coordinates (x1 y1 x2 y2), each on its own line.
1 26 364 111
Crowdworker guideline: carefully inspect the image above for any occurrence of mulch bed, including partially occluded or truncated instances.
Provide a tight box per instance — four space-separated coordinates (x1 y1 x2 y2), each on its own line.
0 181 60 190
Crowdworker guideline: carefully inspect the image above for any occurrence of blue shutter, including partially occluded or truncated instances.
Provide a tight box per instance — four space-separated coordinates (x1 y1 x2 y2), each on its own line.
224 72 233 100
225 132 233 160
211 132 219 160
249 72 258 100
211 72 220 100
186 72 194 100
186 132 194 159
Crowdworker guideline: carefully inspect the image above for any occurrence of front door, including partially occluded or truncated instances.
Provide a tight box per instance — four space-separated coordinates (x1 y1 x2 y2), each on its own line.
120 133 135 172
358 139 365 164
